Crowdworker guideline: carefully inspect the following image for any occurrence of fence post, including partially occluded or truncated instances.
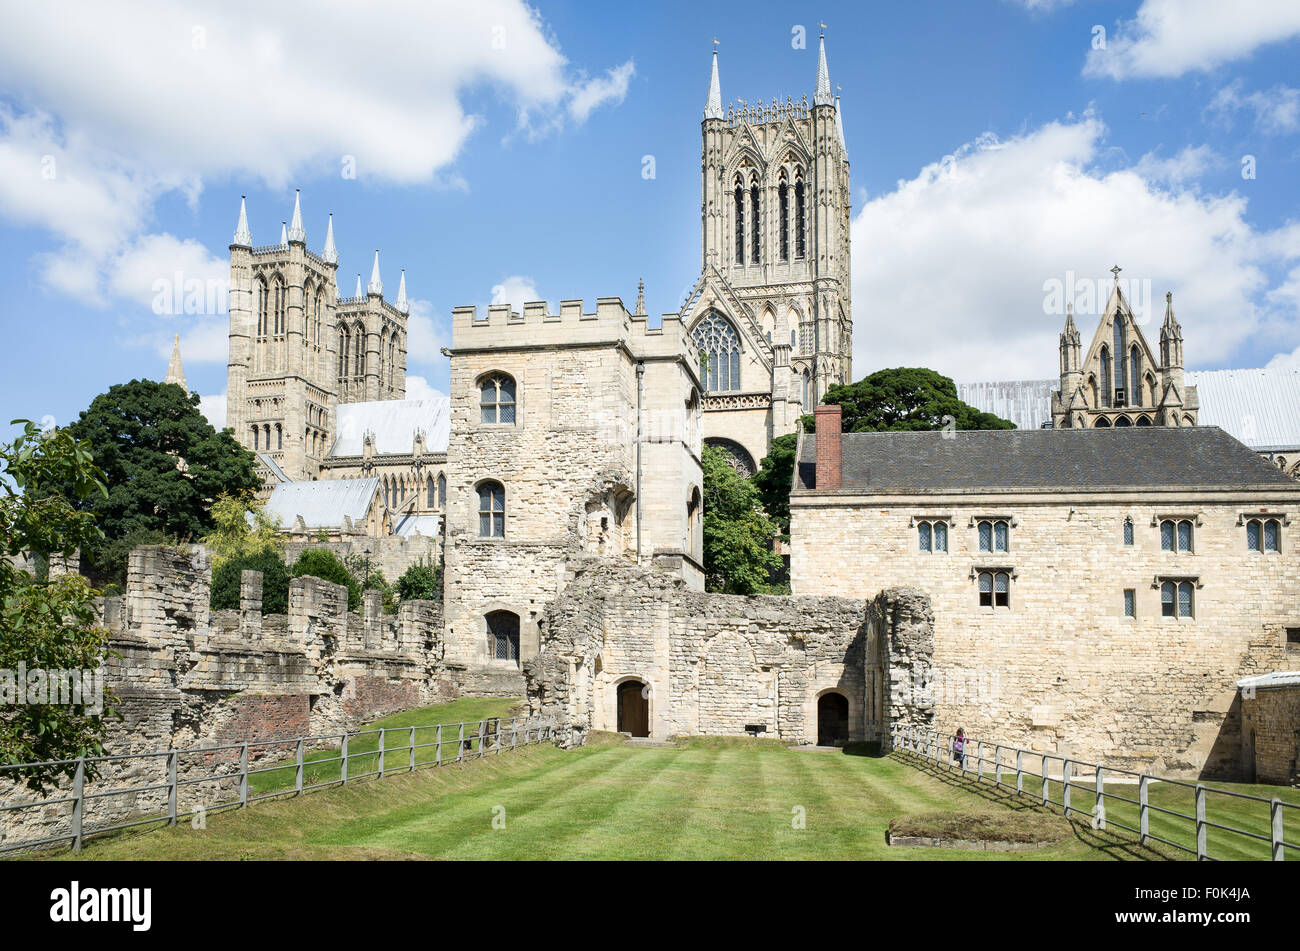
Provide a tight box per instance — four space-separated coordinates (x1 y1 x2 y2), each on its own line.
409 726 416 772
341 734 349 785
1195 784 1207 860
458 722 465 763
1139 774 1149 846
1063 760 1072 817
70 758 85 852
1095 766 1106 830
479 720 487 758
512 718 518 750
1041 755 1049 807
1016 749 1023 794
436 725 442 766
239 743 249 807
379 728 386 778
295 738 304 795
167 751 178 826
974 741 982 779
1272 798 1284 861
994 746 1002 787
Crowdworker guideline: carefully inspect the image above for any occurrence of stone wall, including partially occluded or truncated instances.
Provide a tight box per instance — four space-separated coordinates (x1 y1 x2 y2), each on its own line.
0 544 452 850
523 557 930 749
1240 683 1300 784
282 533 440 584
791 493 1300 779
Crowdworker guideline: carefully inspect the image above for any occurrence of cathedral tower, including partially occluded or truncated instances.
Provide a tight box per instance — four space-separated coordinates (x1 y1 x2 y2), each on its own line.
681 35 852 474
226 192 410 483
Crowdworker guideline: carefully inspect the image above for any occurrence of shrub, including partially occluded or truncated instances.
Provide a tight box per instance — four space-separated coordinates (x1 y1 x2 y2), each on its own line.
210 550 290 614
290 548 362 611
395 563 440 602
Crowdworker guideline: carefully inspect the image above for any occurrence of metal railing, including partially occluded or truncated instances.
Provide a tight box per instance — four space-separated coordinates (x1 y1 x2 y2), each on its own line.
890 724 1299 861
0 714 556 855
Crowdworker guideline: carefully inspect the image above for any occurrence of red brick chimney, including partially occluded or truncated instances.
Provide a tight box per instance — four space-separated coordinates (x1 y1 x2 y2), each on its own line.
814 403 842 490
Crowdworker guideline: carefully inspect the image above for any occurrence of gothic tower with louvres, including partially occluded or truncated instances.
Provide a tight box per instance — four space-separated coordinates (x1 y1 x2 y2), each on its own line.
680 34 852 475
226 191 411 483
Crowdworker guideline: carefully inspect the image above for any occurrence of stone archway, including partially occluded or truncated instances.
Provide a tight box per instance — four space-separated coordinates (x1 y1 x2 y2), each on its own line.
617 679 650 737
817 692 849 747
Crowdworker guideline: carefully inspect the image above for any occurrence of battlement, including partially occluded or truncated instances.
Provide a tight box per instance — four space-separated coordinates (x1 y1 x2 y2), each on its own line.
452 296 696 365
719 96 818 127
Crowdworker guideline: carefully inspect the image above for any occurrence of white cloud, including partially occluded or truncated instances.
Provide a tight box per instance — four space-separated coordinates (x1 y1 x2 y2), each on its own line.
1207 81 1300 135
406 298 449 364
1084 0 1300 80
568 60 636 123
0 1 631 309
852 114 1300 383
198 391 227 430
1005 0 1076 11
1132 144 1223 185
491 275 541 313
404 375 447 403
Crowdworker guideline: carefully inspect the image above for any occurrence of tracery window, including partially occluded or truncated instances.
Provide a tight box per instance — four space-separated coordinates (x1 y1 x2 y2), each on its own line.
977 518 1009 553
1246 518 1281 552
977 570 1010 608
917 520 948 552
794 174 806 258
1160 580 1195 618
480 374 517 424
734 177 745 265
692 313 742 392
1160 519 1194 553
749 176 761 264
478 481 505 537
778 173 790 262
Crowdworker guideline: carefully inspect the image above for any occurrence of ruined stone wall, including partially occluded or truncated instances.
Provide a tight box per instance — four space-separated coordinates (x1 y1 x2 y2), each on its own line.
523 557 929 749
1241 685 1300 785
282 533 440 583
0 544 451 850
791 494 1300 778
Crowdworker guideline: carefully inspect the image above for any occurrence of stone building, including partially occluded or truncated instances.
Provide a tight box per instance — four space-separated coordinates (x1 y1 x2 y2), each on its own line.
1236 672 1300 784
680 36 852 475
1052 273 1198 429
789 403 1300 778
439 296 705 690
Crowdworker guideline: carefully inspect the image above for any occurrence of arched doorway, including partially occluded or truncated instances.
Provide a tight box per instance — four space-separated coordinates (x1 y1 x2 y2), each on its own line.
617 680 649 737
817 692 849 747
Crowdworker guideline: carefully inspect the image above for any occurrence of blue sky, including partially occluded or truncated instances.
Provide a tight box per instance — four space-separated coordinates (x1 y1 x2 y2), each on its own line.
0 0 1298 438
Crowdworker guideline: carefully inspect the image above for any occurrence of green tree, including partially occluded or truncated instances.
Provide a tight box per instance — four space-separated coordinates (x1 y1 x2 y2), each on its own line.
0 420 119 792
209 550 291 615
57 380 261 584
822 367 1015 433
701 445 782 594
752 432 800 538
204 491 282 569
395 562 441 601
290 548 362 611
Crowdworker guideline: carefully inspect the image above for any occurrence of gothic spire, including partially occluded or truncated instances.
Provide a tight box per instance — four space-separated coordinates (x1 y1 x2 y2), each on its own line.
367 250 383 296
288 189 305 243
232 196 252 247
834 93 847 157
279 220 288 247
322 213 338 264
395 268 408 314
814 33 833 106
1162 290 1179 331
634 277 646 316
1063 302 1079 338
164 334 187 395
704 48 722 120
354 274 363 298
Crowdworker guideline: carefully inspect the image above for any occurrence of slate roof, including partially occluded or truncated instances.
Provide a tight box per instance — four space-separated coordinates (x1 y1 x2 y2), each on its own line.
794 426 1300 494
264 478 379 529
328 397 449 458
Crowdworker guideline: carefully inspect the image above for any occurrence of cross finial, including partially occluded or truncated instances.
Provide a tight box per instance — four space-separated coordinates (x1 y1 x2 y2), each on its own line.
1110 264 1122 282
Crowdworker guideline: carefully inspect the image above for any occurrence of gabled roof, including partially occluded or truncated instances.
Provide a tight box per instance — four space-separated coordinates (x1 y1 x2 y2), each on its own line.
265 478 379 529
794 426 1300 494
328 397 450 457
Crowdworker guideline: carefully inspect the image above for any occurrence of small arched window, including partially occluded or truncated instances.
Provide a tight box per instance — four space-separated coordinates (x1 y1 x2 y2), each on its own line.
1160 518 1193 553
438 473 447 508
749 175 761 264
427 475 436 508
1123 517 1134 546
273 277 286 336
917 519 948 553
1099 345 1112 407
734 176 745 265
478 481 505 537
1161 580 1195 618
794 173 807 258
256 278 269 338
977 518 1009 553
977 570 1010 608
778 171 790 262
1247 518 1281 552
480 374 517 424
486 610 520 664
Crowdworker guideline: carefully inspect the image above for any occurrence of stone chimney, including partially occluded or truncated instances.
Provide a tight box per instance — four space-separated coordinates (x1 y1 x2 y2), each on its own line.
814 403 842 490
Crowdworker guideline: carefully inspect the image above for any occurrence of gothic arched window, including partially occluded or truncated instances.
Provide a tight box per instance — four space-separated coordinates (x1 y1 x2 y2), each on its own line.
778 172 790 262
692 312 742 392
1099 345 1112 407
478 481 505 537
749 175 761 264
794 173 807 258
480 373 517 424
438 473 447 508
733 176 745 265
256 278 269 338
486 610 520 663
1113 317 1126 398
353 323 365 377
314 290 322 349
273 277 286 336
338 328 348 381
802 369 813 412
1130 345 1141 404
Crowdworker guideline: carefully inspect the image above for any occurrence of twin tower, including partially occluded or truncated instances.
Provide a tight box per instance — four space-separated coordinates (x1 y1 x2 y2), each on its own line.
224 36 854 481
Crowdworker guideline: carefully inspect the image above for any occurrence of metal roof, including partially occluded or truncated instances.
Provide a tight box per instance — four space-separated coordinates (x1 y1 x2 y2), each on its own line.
1185 368 1300 451
264 477 379 529
795 426 1300 494
956 380 1054 431
393 513 440 537
1236 671 1300 691
328 397 449 458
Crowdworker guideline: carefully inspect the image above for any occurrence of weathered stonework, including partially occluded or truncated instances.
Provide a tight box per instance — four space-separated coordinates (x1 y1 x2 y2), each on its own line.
1238 676 1300 785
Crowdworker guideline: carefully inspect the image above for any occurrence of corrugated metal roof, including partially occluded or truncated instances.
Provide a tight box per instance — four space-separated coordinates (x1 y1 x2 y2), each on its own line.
394 513 440 537
1236 671 1300 690
258 453 291 484
329 398 449 457
956 380 1055 431
264 478 378 529
1185 368 1300 451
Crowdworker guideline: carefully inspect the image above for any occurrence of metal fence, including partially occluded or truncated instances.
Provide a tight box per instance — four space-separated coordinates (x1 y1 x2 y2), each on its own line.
0 714 556 855
890 724 1299 861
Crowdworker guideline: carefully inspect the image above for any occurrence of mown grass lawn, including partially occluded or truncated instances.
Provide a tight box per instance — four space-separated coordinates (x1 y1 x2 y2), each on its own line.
40 723 1178 861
